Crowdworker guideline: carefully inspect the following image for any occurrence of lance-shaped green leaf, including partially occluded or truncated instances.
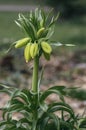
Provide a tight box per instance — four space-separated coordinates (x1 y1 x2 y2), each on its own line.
0 84 17 96
60 120 74 130
46 25 55 40
38 111 60 130
47 102 75 119
78 118 86 128
48 12 60 28
40 86 65 104
19 14 37 40
48 86 66 95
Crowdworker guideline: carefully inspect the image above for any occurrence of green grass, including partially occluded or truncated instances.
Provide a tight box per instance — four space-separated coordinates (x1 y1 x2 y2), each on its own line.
0 12 25 42
52 20 86 45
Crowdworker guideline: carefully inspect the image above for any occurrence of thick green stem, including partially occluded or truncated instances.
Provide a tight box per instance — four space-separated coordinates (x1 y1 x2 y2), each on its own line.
32 56 39 93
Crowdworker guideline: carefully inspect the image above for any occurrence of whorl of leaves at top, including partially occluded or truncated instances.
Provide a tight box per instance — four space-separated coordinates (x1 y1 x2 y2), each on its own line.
15 8 59 42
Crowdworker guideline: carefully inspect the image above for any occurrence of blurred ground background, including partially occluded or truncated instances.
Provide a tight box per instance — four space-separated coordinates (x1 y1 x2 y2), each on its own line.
0 0 86 118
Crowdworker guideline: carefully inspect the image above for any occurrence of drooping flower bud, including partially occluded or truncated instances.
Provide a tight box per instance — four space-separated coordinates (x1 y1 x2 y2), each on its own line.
37 27 45 38
30 43 38 58
43 51 50 60
24 43 31 63
41 41 52 54
15 38 30 48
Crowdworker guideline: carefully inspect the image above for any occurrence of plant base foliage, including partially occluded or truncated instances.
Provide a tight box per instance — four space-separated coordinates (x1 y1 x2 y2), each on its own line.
0 85 86 130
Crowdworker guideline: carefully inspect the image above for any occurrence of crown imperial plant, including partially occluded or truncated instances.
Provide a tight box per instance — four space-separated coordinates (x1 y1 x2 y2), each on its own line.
0 8 86 130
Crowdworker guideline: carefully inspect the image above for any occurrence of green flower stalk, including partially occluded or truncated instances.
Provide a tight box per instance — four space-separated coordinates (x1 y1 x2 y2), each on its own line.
32 56 39 92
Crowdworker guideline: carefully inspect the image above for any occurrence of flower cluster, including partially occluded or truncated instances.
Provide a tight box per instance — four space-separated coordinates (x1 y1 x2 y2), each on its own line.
15 37 52 62
14 8 58 62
